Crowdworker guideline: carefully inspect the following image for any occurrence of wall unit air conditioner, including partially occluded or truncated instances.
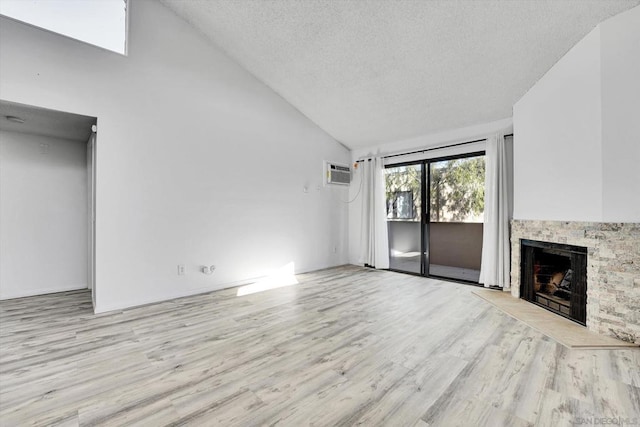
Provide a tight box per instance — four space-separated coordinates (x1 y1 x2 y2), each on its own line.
325 161 351 186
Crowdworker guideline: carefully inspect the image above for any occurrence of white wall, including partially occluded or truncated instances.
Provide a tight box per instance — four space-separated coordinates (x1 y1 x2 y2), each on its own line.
0 131 88 299
600 6 640 222
0 0 349 312
512 27 603 221
351 117 512 162
513 6 640 222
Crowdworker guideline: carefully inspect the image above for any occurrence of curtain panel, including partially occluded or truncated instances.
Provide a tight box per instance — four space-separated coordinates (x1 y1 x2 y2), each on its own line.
359 157 390 269
479 133 513 288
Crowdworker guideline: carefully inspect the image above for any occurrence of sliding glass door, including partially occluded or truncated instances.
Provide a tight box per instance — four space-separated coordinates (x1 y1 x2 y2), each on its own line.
386 164 423 274
428 155 485 282
385 153 485 282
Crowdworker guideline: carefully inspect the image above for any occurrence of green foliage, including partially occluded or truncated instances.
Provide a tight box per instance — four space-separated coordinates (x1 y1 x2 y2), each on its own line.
430 157 485 222
385 156 485 223
385 165 422 221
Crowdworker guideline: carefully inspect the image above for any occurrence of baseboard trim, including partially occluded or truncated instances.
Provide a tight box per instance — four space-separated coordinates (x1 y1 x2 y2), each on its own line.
0 284 88 300
93 262 344 314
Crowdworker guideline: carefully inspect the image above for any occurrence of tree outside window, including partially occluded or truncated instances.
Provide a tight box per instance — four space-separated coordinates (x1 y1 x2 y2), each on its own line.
385 156 485 223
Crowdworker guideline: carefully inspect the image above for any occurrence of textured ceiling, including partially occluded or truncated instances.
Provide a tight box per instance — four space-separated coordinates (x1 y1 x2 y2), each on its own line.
0 100 96 142
160 0 639 149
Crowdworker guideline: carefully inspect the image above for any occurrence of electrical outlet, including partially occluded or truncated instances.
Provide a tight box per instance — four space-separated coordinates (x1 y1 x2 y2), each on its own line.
202 265 216 275
177 265 185 275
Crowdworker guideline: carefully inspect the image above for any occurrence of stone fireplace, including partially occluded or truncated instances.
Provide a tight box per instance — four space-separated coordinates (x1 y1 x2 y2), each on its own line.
510 220 640 344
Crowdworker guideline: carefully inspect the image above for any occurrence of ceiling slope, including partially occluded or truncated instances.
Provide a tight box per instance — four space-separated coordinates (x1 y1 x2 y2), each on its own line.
160 0 639 149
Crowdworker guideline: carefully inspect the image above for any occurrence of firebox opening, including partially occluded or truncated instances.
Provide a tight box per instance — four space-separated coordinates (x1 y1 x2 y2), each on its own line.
520 239 587 325
533 251 572 316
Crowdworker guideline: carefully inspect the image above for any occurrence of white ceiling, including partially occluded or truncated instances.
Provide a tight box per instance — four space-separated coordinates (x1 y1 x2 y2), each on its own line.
161 0 639 149
0 100 96 142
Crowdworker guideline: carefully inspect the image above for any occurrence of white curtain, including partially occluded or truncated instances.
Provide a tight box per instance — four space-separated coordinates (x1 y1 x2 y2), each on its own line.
359 157 390 269
479 133 513 288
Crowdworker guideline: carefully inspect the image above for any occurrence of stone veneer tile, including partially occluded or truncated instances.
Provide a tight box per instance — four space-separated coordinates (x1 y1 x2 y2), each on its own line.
510 220 640 344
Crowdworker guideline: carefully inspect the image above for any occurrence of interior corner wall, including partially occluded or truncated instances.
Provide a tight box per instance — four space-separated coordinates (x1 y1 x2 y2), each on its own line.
0 0 349 312
0 131 88 299
600 6 640 222
512 26 603 222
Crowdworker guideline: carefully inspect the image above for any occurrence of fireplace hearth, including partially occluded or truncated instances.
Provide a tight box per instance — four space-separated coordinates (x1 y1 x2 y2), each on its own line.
520 239 587 325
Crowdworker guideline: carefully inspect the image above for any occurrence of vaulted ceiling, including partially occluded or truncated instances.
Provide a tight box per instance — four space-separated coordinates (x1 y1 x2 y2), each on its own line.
160 0 639 149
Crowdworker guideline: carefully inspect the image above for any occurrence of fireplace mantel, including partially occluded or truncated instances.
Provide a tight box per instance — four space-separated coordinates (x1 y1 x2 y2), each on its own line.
510 220 640 344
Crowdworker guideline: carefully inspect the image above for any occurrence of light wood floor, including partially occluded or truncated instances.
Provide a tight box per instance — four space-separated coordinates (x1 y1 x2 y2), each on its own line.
1 266 638 426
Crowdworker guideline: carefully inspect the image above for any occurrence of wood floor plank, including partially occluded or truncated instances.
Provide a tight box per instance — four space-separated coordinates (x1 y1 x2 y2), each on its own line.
1 265 638 426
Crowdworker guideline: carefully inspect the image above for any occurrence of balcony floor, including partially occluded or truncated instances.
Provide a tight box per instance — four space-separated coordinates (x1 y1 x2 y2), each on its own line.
390 253 480 283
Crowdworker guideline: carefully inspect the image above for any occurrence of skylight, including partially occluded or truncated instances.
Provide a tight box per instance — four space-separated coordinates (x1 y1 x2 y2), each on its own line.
0 0 127 55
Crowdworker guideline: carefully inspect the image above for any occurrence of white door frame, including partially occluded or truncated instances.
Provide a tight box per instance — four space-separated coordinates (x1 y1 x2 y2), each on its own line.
87 127 97 309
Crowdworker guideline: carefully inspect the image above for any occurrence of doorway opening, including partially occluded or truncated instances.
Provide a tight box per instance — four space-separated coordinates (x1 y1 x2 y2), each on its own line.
385 152 485 283
0 100 97 308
